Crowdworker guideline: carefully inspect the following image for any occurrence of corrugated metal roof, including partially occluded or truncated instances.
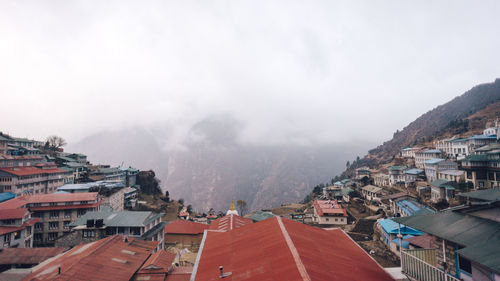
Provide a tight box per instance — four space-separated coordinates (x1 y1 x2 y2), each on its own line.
424 158 444 165
377 218 423 236
71 209 158 227
208 214 252 231
0 247 66 265
393 209 500 273
164 220 210 235
0 192 15 203
192 217 394 281
362 185 383 193
248 211 276 222
458 188 500 202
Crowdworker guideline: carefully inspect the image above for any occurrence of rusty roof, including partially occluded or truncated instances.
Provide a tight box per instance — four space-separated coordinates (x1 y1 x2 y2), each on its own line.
165 266 193 281
23 235 159 281
132 250 176 281
405 234 436 249
0 193 100 209
313 200 348 217
164 220 209 235
192 217 394 281
0 167 67 177
0 208 29 220
208 214 252 232
0 247 66 265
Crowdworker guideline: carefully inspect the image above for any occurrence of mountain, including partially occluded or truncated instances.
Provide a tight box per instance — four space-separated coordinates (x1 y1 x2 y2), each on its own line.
350 78 500 171
68 117 372 212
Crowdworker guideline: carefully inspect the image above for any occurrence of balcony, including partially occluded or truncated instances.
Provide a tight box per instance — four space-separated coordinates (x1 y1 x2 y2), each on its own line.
401 249 460 281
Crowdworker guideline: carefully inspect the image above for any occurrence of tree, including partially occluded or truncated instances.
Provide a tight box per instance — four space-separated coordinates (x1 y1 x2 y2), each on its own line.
164 190 170 202
186 204 193 214
236 200 248 216
46 135 67 150
178 198 184 205
346 161 350 169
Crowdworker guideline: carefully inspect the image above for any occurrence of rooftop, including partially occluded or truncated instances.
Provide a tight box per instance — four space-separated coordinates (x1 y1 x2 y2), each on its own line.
71 208 163 228
313 200 347 216
0 208 28 220
164 220 210 235
361 185 383 193
192 217 394 281
0 166 68 177
405 234 436 249
0 192 15 203
430 179 452 188
405 168 424 175
0 193 100 209
208 214 252 232
438 169 465 176
424 158 444 165
0 247 66 265
458 188 500 202
378 218 423 236
248 211 276 222
24 235 159 281
423 149 441 154
395 199 435 216
388 165 407 171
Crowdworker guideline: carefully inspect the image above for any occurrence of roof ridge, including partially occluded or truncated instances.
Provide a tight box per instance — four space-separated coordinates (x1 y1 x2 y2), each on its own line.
276 217 311 281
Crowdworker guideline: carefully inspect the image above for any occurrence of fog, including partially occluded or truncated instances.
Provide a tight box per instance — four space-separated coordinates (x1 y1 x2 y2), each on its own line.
1 0 500 149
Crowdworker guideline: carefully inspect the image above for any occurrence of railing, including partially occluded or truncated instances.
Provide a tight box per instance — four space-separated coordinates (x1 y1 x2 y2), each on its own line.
402 250 460 281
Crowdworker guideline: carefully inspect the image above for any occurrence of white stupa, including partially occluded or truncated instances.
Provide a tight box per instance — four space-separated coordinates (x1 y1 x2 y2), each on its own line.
226 200 239 216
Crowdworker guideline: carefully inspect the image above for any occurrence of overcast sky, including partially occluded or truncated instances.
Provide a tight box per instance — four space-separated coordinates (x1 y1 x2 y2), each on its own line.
1 1 500 148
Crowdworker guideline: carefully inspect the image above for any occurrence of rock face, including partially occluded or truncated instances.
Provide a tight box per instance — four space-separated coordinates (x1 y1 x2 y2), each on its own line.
69 121 371 212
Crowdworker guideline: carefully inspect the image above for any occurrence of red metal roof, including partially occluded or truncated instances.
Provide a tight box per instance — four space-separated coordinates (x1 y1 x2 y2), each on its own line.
193 217 394 281
132 250 176 281
0 193 100 210
0 208 29 220
166 266 193 281
208 214 252 232
23 235 159 281
164 220 209 235
0 247 66 265
178 211 189 217
313 200 348 217
405 234 436 249
0 166 67 177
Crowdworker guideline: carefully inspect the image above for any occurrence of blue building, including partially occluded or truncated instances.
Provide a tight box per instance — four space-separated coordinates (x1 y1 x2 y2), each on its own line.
0 192 15 203
377 218 423 256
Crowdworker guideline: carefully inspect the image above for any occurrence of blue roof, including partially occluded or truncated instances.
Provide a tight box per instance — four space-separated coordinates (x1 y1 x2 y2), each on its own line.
392 234 414 248
0 192 15 203
468 135 497 140
424 158 444 165
405 168 424 175
396 200 435 216
378 218 423 236
424 149 441 154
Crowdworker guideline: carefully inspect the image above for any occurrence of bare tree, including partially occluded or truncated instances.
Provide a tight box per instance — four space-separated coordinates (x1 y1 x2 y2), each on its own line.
236 200 248 216
46 135 67 150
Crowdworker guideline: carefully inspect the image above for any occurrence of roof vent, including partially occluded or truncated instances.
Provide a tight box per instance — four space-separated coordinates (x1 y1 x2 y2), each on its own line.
111 258 128 264
219 266 232 278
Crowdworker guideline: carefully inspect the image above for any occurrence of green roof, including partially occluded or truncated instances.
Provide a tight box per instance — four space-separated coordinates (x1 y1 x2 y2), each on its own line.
71 208 163 227
389 165 407 171
458 188 500 202
393 209 500 273
342 187 354 196
430 179 452 187
463 154 489 162
362 185 382 193
249 211 276 222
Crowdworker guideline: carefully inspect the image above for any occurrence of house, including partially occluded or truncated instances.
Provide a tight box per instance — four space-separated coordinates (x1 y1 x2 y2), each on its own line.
393 194 500 281
392 199 434 217
0 208 38 249
0 247 65 277
208 213 252 231
62 161 87 183
164 220 209 250
0 165 73 196
380 192 416 216
424 158 457 182
191 216 394 281
312 200 348 225
461 144 500 189
401 147 420 158
0 154 44 168
415 149 442 169
88 166 126 184
341 187 354 202
323 185 343 201
58 181 131 211
404 168 425 186
355 167 370 179
388 165 407 185
0 192 102 247
131 250 176 281
59 206 166 251
361 185 383 201
23 235 163 281
119 166 138 187
377 218 423 256
430 179 455 202
437 169 465 183
374 173 390 187
67 153 87 164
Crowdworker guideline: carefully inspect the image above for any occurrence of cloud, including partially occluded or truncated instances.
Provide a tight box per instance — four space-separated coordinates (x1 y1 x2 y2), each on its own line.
1 0 500 147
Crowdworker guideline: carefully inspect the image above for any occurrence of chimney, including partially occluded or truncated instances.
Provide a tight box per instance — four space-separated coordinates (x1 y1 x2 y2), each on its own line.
124 236 128 243
58 267 61 274
219 266 223 277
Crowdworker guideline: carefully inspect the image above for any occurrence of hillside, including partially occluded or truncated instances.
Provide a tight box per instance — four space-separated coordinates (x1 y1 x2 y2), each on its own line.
358 78 500 168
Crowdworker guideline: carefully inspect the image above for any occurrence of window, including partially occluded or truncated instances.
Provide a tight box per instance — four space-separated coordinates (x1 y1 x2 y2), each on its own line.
64 211 72 218
13 231 20 240
48 232 58 241
35 223 43 231
130 227 141 236
459 256 472 274
83 230 95 238
77 209 86 217
34 233 42 242
49 211 59 219
80 201 89 205
63 221 71 230
50 202 57 206
65 202 74 206
49 222 59 230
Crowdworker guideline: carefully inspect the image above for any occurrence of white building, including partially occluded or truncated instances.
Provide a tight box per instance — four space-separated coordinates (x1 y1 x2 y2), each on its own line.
424 158 458 183
414 149 442 169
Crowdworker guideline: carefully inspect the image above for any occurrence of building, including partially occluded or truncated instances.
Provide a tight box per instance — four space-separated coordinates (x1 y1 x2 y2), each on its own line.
437 169 465 183
430 179 456 202
0 192 15 203
415 149 442 169
355 167 370 179
163 220 209 250
461 144 500 189
59 207 165 251
58 181 131 211
67 153 87 164
132 250 176 281
394 194 500 281
361 185 383 201
0 208 38 249
0 247 65 277
0 134 9 155
424 158 458 182
341 187 354 202
88 166 126 184
23 235 164 281
388 165 407 185
0 154 44 168
404 168 425 186
208 213 252 232
374 173 390 187
377 218 423 256
392 199 434 217
191 216 394 281
248 211 276 222
401 147 420 158
61 161 87 183
0 192 102 247
119 166 139 187
123 187 138 208
0 165 73 196
312 200 348 225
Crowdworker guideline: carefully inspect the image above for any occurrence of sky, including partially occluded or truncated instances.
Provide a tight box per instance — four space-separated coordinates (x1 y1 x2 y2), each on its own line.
1 0 500 148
